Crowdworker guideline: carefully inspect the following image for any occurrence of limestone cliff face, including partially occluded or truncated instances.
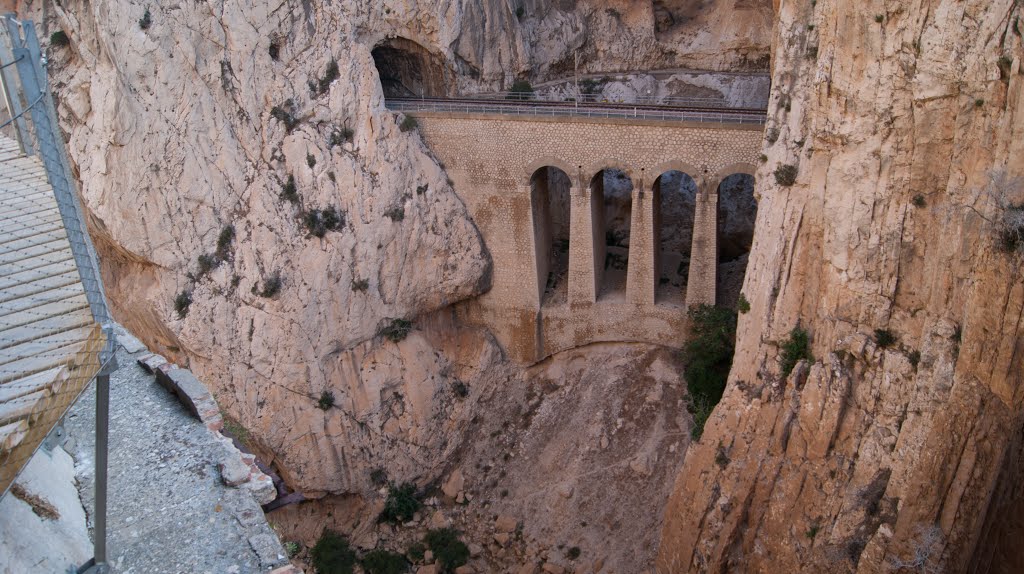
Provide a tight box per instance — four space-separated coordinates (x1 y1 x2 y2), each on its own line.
658 1 1024 572
28 0 771 501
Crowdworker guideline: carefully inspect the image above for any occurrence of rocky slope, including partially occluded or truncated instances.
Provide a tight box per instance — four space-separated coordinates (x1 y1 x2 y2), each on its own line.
658 1 1024 572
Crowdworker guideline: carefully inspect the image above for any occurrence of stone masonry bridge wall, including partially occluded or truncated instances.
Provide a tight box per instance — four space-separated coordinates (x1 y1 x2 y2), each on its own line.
411 112 764 363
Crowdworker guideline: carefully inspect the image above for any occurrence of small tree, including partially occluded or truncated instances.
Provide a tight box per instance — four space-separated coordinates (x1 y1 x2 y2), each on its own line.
311 530 356 574
780 326 813 378
774 164 798 186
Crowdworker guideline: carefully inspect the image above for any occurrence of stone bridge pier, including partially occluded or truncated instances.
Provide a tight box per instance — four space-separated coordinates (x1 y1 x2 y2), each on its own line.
410 111 763 363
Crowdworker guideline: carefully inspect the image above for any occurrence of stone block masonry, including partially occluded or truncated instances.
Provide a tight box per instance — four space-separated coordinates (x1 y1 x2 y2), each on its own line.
413 112 763 362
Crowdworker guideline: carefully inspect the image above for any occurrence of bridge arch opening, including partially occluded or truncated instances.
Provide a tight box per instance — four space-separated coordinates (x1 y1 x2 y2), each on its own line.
372 37 452 98
716 172 757 308
652 170 698 304
530 166 572 307
591 168 633 300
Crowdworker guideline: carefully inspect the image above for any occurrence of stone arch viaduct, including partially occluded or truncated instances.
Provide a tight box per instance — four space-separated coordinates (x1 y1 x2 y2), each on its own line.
403 107 764 363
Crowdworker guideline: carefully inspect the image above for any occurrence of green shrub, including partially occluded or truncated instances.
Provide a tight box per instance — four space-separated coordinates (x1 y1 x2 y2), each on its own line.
307 153 317 168
379 318 412 343
216 225 235 259
806 525 820 539
351 278 369 292
284 541 300 558
311 530 356 574
174 290 192 318
197 253 219 275
423 528 469 572
765 127 780 144
874 328 897 348
384 206 405 222
50 30 70 47
281 174 299 203
139 9 152 30
318 390 335 410
689 394 713 440
780 326 813 378
330 127 354 146
998 204 1024 253
515 6 525 20
271 102 299 131
684 305 737 407
379 482 421 524
399 115 418 132
304 207 345 238
912 194 927 208
566 546 581 560
774 164 798 186
416 184 429 195
370 467 388 486
908 350 921 369
406 542 426 562
259 274 282 298
975 98 985 108
507 79 534 100
874 14 884 23
452 381 469 398
737 294 751 314
361 549 409 574
314 60 340 95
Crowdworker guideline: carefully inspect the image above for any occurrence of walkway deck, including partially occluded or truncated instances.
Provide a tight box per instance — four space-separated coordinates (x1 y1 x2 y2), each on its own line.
0 133 105 493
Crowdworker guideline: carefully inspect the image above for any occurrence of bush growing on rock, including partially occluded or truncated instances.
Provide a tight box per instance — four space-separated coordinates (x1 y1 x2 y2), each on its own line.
384 206 405 222
318 390 335 410
138 9 152 30
351 278 369 292
423 528 469 572
379 318 412 343
684 305 737 406
311 530 356 574
361 549 409 574
774 164 798 186
50 30 70 47
683 305 737 439
215 225 235 259
280 174 299 203
304 207 345 238
258 274 282 298
270 102 298 131
399 115 418 132
379 482 421 524
874 329 897 348
174 290 192 318
780 326 813 378
313 60 340 96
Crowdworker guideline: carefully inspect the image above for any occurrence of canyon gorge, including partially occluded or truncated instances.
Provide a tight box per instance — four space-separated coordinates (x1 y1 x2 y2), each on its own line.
3 0 1022 572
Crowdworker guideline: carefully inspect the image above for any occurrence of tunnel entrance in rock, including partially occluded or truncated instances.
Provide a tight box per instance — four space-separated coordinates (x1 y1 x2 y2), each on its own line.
531 166 572 307
592 169 633 300
716 173 757 308
372 37 452 98
653 170 698 304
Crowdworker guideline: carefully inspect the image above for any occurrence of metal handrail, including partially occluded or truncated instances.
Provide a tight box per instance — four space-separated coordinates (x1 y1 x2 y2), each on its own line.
387 100 767 126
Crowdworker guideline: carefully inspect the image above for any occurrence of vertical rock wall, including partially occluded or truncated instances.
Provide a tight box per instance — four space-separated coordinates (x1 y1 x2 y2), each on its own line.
658 1 1024 572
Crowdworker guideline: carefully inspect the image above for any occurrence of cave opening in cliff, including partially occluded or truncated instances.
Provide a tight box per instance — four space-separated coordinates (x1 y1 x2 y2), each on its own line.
716 172 757 308
372 37 452 98
531 166 572 307
592 168 633 300
652 170 698 304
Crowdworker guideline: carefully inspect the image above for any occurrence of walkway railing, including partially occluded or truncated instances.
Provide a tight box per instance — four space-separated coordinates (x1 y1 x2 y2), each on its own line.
0 14 117 574
386 98 768 126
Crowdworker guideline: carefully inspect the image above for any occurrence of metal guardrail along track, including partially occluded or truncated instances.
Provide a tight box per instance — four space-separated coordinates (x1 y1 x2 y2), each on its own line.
386 97 768 125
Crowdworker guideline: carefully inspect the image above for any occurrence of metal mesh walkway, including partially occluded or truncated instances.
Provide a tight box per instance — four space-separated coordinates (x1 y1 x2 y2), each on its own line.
0 132 105 493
